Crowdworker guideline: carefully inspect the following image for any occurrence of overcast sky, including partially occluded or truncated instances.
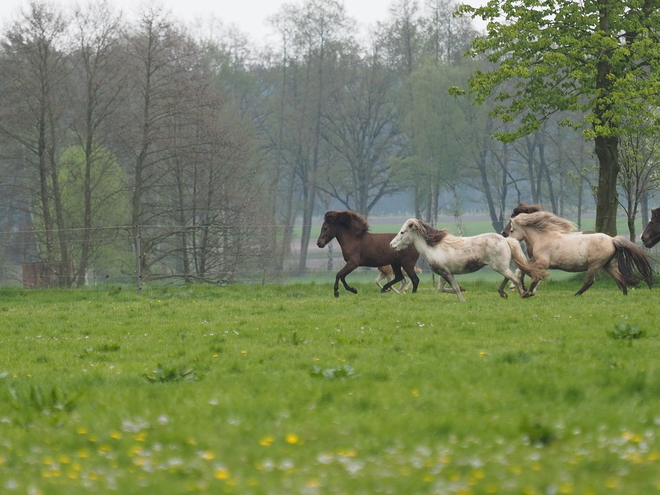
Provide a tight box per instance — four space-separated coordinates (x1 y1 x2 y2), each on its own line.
0 0 400 44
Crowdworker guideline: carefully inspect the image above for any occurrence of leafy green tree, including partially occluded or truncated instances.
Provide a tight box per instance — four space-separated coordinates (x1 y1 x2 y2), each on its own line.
455 0 660 235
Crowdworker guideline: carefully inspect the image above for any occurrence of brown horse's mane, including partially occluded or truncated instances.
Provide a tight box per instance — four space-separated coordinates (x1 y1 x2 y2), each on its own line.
511 203 542 217
324 210 370 235
512 211 577 234
409 219 449 246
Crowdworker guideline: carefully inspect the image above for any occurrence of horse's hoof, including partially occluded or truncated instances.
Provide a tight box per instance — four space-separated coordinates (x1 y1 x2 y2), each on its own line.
522 291 534 298
498 291 508 299
334 292 339 298
348 288 358 294
459 286 466 292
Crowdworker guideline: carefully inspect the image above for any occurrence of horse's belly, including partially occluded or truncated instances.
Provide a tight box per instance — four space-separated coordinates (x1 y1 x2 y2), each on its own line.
430 259 485 275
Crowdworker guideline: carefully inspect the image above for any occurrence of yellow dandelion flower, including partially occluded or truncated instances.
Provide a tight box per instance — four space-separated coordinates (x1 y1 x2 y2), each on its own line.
306 479 322 488
559 483 574 494
201 451 215 461
110 430 121 440
214 468 230 480
285 433 299 444
473 468 485 480
0 456 5 466
606 478 619 489
412 389 420 397
247 478 259 486
241 350 247 354
76 426 88 435
57 454 71 464
259 435 275 446
129 446 143 456
422 473 434 483
486 483 498 493
649 452 660 461
135 431 147 442
43 456 54 466
510 465 522 475
531 462 542 471
337 448 357 457
98 444 111 454
67 469 78 480
76 449 89 459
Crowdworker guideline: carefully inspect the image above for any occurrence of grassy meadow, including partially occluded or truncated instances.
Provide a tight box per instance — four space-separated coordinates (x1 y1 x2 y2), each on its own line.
0 278 660 494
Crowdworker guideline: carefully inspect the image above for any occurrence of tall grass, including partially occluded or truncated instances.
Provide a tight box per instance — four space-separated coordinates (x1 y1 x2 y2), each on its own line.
0 281 659 494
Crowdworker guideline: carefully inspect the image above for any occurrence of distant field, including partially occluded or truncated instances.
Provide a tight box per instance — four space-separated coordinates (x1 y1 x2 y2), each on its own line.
1 282 659 494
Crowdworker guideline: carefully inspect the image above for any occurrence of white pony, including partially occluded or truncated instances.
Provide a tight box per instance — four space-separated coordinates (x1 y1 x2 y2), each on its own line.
390 219 547 301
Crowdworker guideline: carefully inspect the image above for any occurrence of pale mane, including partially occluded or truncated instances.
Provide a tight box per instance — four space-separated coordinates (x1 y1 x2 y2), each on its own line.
512 211 577 234
409 219 456 246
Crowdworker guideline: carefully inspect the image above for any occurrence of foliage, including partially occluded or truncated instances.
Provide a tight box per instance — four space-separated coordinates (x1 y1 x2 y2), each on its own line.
144 364 201 383
607 321 646 341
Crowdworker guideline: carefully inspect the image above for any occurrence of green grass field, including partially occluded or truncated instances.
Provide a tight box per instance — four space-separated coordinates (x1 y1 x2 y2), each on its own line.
1 280 660 494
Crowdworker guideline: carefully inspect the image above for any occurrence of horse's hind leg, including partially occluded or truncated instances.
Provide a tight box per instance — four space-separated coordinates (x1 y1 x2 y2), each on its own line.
499 268 533 298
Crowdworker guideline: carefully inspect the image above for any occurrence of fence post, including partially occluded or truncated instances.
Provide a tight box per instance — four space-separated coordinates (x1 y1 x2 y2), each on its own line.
135 224 142 294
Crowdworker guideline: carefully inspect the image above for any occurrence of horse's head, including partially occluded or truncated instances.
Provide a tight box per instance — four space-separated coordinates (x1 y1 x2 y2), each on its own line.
316 212 338 248
390 219 417 251
507 216 526 242
641 207 660 248
501 220 512 237
502 203 541 236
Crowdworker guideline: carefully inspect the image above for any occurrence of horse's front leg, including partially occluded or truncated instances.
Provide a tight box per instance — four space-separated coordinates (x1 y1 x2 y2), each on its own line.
575 267 599 296
439 270 466 302
334 263 358 297
497 277 510 299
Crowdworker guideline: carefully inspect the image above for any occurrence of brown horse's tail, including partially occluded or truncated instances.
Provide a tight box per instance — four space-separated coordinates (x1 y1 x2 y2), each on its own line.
613 237 654 289
506 238 549 282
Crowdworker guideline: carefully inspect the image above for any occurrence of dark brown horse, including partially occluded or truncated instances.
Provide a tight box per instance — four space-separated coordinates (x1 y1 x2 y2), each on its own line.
316 210 420 297
641 207 660 248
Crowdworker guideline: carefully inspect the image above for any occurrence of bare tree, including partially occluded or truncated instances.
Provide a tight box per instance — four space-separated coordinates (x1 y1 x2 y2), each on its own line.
0 2 72 285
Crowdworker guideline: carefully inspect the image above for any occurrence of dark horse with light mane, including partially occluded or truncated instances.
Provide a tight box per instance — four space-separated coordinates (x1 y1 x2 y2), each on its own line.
641 207 660 248
316 210 420 297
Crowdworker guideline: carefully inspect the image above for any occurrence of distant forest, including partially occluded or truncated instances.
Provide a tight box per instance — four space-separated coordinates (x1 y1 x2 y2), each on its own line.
0 0 658 286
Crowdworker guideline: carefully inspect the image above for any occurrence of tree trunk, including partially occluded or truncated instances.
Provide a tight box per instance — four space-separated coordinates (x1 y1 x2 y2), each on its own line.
594 134 619 235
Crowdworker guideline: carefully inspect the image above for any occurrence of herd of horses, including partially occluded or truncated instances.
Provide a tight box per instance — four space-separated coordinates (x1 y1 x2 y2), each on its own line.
316 205 660 300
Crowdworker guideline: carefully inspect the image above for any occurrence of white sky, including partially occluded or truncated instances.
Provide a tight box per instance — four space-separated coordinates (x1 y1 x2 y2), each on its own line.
0 0 397 45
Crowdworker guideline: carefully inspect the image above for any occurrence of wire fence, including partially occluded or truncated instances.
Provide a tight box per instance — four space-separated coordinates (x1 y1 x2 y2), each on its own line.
1 222 659 292
0 223 354 291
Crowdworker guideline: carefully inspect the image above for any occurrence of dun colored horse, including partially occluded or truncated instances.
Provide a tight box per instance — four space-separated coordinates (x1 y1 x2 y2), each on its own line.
641 207 660 248
316 211 420 297
390 218 546 301
506 211 653 295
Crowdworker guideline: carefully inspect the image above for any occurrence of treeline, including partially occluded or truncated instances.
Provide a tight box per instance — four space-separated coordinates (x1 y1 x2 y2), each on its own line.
0 0 656 286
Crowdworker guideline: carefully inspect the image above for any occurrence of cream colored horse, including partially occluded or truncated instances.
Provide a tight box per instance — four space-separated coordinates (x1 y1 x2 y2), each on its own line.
390 219 547 301
506 211 653 295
